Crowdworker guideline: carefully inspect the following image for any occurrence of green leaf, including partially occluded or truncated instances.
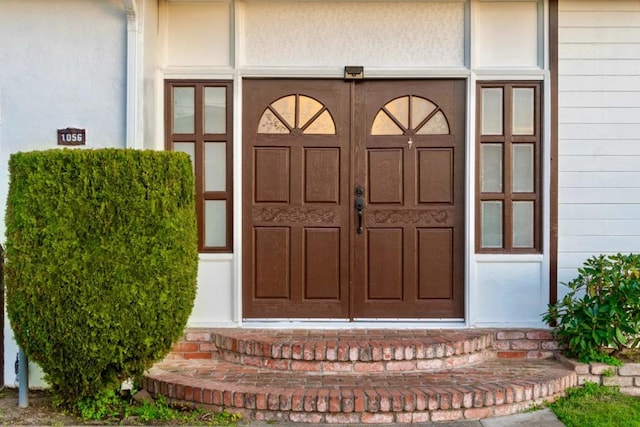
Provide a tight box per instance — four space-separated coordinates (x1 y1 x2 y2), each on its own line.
615 328 627 345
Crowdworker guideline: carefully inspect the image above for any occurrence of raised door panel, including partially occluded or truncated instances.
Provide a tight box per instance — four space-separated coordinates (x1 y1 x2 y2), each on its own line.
419 149 453 204
368 149 404 204
304 228 341 299
418 228 453 299
367 229 404 300
254 227 290 299
255 148 290 203
305 148 340 204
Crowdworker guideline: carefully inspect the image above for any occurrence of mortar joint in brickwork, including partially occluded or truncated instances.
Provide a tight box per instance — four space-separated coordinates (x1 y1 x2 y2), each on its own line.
152 328 575 423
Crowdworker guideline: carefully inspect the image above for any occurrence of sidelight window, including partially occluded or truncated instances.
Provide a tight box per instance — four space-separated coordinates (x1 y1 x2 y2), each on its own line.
476 82 541 253
166 81 233 253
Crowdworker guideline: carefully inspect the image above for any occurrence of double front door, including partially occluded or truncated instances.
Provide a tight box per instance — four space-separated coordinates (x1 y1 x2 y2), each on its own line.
242 79 465 319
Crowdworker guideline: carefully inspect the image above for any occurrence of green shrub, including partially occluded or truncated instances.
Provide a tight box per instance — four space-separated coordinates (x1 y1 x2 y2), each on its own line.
543 253 640 363
4 149 198 407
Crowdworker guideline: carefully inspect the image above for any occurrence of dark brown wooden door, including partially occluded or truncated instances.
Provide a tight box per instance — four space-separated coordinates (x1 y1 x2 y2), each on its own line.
243 79 465 319
353 80 465 318
242 80 351 318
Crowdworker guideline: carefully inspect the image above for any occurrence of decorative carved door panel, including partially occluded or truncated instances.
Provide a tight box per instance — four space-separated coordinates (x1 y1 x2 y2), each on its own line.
243 79 465 319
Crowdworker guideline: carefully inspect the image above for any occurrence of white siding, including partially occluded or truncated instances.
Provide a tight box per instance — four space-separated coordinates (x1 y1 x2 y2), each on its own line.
558 0 640 295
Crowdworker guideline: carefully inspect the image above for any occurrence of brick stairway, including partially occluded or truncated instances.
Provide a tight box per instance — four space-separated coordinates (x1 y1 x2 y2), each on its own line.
142 329 577 424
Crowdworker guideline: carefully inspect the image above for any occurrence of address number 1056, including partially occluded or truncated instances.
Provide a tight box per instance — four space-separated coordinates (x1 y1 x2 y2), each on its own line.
58 128 86 146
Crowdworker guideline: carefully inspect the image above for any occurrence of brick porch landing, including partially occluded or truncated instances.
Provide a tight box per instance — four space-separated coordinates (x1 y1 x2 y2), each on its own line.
142 329 576 424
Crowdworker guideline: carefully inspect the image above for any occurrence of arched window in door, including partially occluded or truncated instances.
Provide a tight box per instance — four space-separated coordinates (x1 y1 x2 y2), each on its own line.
258 94 336 135
371 95 450 135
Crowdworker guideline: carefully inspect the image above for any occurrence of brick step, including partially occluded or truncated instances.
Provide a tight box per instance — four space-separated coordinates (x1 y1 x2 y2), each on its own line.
173 329 499 372
143 357 576 424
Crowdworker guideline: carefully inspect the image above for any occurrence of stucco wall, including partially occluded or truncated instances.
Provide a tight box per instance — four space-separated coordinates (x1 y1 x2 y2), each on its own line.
241 1 465 68
0 0 128 387
0 0 128 235
557 0 640 296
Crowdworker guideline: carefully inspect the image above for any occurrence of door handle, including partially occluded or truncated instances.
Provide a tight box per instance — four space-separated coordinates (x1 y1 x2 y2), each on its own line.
355 185 365 235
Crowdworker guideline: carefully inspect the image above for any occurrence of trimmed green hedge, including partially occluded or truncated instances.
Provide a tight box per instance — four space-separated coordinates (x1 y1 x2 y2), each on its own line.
4 149 198 406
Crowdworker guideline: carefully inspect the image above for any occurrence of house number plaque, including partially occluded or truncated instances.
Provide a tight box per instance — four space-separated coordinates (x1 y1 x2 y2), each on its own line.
58 128 86 146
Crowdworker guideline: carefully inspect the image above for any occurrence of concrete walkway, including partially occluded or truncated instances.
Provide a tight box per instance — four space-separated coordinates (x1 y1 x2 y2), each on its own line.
481 408 564 426
246 407 565 426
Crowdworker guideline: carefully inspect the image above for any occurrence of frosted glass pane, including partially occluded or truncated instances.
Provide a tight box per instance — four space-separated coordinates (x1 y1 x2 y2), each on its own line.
174 142 195 175
205 200 226 247
298 96 322 129
513 144 534 192
258 109 290 134
173 87 195 134
418 111 449 135
385 96 409 129
481 144 502 192
411 97 436 130
271 95 296 128
513 88 534 135
205 143 226 192
481 88 503 135
303 110 335 135
372 110 403 135
513 201 534 248
204 87 226 134
481 201 503 248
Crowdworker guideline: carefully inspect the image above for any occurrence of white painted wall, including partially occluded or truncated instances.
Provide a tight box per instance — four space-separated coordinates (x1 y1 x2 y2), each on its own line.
469 0 547 327
165 1 231 68
156 0 238 329
0 0 128 386
241 1 465 68
474 1 540 68
189 256 236 326
473 257 546 326
557 0 640 297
